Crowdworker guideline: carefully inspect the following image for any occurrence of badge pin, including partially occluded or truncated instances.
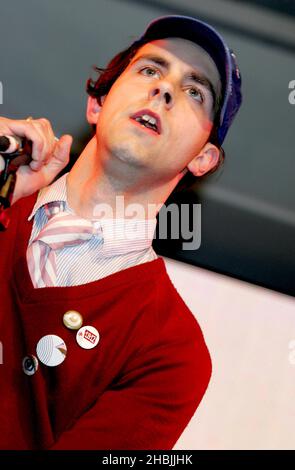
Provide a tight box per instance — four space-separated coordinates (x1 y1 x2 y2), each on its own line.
76 326 100 350
63 310 83 330
36 334 67 367
22 355 39 376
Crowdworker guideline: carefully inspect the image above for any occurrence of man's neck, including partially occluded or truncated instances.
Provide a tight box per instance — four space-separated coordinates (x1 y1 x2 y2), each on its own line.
66 138 180 221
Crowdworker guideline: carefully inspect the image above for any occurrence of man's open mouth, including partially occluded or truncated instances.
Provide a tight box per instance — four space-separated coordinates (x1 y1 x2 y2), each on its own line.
130 109 162 134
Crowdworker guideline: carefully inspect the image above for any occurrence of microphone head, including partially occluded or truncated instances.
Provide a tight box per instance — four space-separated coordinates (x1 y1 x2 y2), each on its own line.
0 135 24 155
0 136 11 152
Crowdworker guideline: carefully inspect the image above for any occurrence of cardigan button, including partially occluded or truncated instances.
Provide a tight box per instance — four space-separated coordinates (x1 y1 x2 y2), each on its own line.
63 310 83 330
36 334 67 367
76 326 100 349
22 355 39 376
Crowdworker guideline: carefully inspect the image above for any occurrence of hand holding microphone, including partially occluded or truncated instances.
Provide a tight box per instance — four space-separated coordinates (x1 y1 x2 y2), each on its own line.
0 132 34 173
0 116 72 206
0 120 32 173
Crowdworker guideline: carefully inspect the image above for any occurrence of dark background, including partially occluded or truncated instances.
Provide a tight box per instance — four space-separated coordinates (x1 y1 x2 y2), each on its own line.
0 0 294 296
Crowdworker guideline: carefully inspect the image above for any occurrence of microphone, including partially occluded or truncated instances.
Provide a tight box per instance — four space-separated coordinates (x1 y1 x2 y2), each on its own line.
0 133 58 230
0 135 33 228
0 135 31 156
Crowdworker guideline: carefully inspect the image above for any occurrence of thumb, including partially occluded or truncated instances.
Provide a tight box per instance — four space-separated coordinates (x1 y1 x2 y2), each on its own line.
53 134 73 166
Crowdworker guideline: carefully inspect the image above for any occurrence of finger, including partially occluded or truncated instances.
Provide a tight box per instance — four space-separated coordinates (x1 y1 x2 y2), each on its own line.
52 134 73 166
3 119 46 170
2 118 55 171
28 122 46 171
0 117 60 175
32 118 56 165
28 118 55 169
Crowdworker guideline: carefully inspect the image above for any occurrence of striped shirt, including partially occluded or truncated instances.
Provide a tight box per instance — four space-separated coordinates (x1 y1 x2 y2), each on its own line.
27 172 158 287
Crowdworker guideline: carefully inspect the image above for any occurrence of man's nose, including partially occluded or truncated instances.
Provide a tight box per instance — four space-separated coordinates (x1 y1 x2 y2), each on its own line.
148 84 174 109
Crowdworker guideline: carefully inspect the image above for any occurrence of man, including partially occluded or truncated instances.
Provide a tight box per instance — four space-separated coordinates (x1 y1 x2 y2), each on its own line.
0 15 242 449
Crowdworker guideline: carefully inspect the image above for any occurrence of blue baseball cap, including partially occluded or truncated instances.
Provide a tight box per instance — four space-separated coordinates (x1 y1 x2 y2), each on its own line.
132 15 242 145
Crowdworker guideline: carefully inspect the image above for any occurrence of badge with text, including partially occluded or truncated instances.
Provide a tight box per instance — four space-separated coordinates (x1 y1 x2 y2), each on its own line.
76 326 100 350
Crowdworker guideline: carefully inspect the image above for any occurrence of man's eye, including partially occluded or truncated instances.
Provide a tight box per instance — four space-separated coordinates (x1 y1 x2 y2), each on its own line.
140 66 160 78
186 87 204 103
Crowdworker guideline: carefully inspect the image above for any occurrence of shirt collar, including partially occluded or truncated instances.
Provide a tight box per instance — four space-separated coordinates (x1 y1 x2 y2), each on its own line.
28 172 157 257
28 172 68 221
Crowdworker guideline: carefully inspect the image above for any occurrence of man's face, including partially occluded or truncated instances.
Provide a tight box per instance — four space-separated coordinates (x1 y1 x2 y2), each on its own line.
93 37 221 184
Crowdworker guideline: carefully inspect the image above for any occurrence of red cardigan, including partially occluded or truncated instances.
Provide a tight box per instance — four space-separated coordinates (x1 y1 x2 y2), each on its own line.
0 193 212 450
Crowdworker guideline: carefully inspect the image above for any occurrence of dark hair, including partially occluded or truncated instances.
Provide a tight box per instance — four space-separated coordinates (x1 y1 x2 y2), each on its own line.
86 38 225 192
87 38 149 106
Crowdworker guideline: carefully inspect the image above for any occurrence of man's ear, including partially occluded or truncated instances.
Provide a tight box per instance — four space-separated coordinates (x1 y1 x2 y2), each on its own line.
86 95 106 125
187 142 220 177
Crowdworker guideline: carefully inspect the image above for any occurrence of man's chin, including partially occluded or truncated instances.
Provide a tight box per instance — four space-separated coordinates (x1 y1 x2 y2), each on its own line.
110 143 150 169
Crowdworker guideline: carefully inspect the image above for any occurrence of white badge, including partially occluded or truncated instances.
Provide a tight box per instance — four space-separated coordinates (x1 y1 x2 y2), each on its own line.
36 334 67 367
76 326 100 350
63 310 83 330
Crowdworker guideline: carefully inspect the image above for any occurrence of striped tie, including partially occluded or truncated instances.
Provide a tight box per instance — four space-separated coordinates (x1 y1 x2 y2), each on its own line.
27 202 97 288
